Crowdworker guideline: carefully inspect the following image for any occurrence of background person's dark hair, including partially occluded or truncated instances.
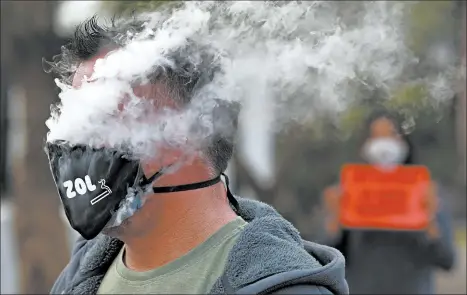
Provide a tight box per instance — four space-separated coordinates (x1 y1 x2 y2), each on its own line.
44 16 239 174
363 109 415 165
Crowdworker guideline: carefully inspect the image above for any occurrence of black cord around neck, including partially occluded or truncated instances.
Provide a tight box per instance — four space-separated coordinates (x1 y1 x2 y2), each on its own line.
151 173 239 211
152 175 222 193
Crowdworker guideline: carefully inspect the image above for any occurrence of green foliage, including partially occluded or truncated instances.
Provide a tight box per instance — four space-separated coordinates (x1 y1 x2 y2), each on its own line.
386 83 429 113
407 1 453 55
338 105 370 135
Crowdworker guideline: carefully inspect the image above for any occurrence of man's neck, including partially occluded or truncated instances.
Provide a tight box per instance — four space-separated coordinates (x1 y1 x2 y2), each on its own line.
120 175 238 272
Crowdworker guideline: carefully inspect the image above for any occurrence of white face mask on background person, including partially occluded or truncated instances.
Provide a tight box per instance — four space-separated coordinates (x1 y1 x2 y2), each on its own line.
362 137 409 166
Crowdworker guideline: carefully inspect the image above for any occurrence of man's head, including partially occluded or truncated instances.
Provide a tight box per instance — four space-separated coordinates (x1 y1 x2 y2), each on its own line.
46 16 240 238
49 16 238 177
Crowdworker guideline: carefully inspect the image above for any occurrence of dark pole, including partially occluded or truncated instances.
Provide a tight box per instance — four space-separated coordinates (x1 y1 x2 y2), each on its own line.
457 0 466 187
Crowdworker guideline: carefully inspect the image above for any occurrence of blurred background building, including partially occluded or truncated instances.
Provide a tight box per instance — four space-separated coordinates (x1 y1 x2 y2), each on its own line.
1 1 465 294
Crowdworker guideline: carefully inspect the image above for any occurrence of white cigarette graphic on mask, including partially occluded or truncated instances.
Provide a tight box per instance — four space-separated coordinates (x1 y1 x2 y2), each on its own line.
90 179 112 205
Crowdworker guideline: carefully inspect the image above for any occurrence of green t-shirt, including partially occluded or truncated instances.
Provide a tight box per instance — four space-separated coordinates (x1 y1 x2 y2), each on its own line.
97 217 247 294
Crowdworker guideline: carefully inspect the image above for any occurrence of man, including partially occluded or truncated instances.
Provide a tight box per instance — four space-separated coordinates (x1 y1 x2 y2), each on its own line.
47 17 348 295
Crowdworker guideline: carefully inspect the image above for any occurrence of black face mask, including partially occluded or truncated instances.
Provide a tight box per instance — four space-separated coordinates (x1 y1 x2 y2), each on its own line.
45 141 238 240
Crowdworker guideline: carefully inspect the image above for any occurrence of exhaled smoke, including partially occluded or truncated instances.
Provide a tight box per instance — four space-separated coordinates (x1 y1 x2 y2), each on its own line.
45 1 460 159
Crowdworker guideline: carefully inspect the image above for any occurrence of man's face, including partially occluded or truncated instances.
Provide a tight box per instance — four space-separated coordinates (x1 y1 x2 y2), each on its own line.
73 50 183 174
72 51 185 238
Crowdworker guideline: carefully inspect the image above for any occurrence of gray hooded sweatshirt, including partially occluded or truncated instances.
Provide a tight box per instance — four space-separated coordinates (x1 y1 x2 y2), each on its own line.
50 197 349 294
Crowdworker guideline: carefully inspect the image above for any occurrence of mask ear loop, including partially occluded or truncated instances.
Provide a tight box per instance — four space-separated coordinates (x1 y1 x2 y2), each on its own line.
138 164 175 187
150 173 239 211
137 163 239 211
221 173 239 212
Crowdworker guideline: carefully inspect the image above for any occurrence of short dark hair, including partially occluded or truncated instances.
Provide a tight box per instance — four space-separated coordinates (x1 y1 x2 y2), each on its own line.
44 16 238 173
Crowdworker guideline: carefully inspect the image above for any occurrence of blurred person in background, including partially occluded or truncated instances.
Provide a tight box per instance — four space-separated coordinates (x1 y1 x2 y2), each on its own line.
321 111 456 294
46 17 348 295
